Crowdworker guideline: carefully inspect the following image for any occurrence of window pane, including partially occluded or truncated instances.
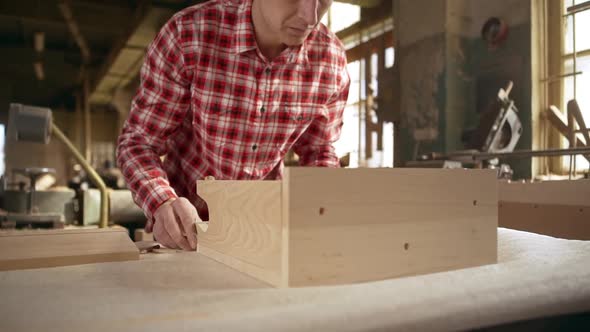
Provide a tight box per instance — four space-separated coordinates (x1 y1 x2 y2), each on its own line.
574 10 590 52
562 55 590 171
330 3 361 33
563 56 590 123
347 61 360 103
565 7 590 54
565 14 574 54
371 53 378 95
564 0 573 13
334 104 360 167
385 47 395 68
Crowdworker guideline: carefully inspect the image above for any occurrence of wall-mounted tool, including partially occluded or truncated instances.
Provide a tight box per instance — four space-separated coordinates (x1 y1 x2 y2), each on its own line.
471 81 523 154
481 17 509 50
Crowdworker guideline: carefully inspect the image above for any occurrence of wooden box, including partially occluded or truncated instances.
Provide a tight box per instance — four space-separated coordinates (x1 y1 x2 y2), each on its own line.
197 168 498 287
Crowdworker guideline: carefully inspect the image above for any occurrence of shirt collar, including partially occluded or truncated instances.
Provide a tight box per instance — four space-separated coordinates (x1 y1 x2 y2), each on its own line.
233 0 258 54
233 0 309 65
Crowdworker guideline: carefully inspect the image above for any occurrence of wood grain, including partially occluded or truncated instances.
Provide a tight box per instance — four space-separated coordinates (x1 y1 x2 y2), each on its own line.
282 168 498 287
197 180 282 286
0 228 139 271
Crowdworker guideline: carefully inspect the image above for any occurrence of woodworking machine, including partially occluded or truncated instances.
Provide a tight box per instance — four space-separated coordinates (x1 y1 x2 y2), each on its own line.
408 82 522 179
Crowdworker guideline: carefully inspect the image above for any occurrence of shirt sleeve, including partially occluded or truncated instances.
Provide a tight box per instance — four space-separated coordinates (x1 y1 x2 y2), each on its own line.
116 16 192 231
292 61 350 167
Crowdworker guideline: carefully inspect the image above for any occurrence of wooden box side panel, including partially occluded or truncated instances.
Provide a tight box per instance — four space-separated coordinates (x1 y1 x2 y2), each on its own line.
283 168 498 287
0 229 139 271
197 180 283 286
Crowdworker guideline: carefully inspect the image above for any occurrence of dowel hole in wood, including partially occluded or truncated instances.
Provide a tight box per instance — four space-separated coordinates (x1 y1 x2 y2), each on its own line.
580 208 584 213
319 207 325 215
473 200 477 206
404 243 409 250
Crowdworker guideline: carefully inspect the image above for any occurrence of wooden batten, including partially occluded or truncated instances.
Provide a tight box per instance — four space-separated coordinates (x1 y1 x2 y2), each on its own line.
0 228 139 271
197 168 498 287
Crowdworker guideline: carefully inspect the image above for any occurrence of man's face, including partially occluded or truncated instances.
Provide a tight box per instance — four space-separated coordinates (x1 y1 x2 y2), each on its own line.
259 0 333 46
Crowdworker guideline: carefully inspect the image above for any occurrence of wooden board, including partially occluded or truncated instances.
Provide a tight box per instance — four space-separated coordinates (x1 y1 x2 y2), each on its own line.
499 180 590 207
197 168 498 287
499 179 590 240
0 228 139 271
499 202 590 240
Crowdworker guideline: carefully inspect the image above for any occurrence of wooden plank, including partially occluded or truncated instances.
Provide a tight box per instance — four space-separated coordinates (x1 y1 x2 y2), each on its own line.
499 180 590 206
0 228 139 271
197 180 282 286
282 168 498 287
499 202 590 240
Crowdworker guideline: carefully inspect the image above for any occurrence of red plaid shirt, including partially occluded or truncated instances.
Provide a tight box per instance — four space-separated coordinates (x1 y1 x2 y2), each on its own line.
117 0 350 230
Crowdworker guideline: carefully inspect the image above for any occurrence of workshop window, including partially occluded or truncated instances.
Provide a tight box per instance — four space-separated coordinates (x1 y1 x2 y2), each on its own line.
327 3 394 169
385 47 395 69
334 60 362 168
321 2 361 33
562 0 590 172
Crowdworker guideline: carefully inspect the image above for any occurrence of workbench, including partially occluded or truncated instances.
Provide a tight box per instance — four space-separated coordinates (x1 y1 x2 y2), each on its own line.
1 228 589 331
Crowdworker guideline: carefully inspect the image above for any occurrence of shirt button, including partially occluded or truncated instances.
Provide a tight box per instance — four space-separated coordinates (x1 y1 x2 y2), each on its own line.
260 106 265 113
265 67 271 74
252 144 258 151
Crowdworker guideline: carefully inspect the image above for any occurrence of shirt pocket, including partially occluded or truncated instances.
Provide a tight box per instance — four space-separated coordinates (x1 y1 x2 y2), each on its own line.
272 103 317 130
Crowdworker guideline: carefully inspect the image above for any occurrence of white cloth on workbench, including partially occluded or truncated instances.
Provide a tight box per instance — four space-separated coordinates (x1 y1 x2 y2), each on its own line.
0 228 589 332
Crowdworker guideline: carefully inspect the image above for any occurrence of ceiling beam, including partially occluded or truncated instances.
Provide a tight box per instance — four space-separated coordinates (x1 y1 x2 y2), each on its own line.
336 0 383 8
90 1 150 91
58 0 91 63
150 0 198 11
0 13 127 35
0 40 109 61
68 0 136 11
0 1 136 34
0 46 84 66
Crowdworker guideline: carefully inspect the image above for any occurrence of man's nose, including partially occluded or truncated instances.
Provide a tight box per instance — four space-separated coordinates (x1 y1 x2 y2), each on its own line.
298 0 319 27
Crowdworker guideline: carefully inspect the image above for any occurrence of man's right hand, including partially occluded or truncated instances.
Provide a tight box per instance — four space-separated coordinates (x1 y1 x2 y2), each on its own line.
153 197 199 251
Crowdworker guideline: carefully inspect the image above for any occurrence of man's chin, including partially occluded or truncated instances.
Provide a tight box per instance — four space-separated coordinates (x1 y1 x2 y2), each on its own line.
282 37 306 47
281 31 310 47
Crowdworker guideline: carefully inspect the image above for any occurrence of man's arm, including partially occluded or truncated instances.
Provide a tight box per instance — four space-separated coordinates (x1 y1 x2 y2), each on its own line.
292 65 351 167
116 16 192 231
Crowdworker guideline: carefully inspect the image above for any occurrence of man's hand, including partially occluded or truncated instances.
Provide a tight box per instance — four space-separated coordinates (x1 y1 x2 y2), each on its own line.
153 197 199 250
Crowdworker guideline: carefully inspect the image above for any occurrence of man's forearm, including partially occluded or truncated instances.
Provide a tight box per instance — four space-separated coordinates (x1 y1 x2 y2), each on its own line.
117 132 178 230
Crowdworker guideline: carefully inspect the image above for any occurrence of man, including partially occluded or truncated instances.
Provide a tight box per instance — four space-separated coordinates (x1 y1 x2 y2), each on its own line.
117 0 350 250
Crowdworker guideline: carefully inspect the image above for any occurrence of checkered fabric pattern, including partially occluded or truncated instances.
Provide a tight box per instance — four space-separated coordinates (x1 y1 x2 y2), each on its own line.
117 0 350 230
